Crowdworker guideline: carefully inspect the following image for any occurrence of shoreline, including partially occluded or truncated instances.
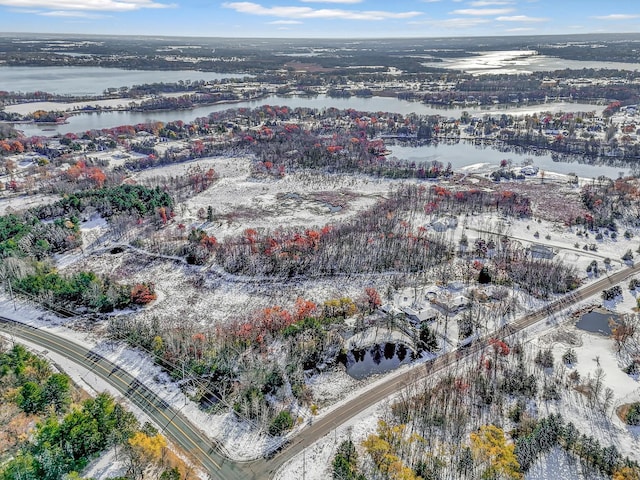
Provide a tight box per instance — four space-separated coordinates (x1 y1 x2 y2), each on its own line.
5 93 606 119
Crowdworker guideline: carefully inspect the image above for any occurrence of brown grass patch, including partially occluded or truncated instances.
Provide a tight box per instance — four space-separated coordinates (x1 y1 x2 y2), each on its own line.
616 403 633 423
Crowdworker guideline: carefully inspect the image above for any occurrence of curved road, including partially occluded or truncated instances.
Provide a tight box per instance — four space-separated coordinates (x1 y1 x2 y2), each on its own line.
0 319 253 480
263 262 640 476
2 262 639 479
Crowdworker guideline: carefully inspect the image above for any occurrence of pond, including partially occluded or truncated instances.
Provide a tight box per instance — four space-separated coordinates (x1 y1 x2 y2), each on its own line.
199 391 221 410
575 311 619 336
339 343 415 380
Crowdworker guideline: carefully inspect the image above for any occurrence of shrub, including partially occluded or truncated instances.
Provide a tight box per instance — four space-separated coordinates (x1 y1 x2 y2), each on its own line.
542 382 561 401
130 283 157 305
534 348 554 369
268 410 294 436
602 286 622 301
562 349 577 365
623 362 639 376
478 266 492 284
625 403 640 426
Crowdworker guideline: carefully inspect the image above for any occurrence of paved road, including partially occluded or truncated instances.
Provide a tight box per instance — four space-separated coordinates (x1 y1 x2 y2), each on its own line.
258 261 640 476
0 318 253 480
2 262 639 479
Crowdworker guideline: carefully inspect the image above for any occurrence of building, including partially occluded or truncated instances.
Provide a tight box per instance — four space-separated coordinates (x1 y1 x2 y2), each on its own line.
529 244 555 259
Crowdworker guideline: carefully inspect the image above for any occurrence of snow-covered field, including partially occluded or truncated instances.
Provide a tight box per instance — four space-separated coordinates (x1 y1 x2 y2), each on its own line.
0 193 60 215
133 155 389 236
4 98 147 115
2 154 640 478
276 292 640 480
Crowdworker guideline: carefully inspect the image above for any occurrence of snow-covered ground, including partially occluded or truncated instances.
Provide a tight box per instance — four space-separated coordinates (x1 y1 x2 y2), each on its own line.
132 155 390 237
0 193 60 215
273 402 383 480
526 447 607 480
3 154 640 478
4 98 148 115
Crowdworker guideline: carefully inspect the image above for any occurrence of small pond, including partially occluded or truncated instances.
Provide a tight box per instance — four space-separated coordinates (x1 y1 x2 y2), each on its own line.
199 391 221 410
575 311 620 336
339 342 415 380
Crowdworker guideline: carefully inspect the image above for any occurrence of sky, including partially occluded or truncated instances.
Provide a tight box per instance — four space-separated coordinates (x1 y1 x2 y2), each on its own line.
0 0 638 38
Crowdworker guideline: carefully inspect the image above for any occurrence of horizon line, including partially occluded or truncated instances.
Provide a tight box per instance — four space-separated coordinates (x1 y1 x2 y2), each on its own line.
1 30 640 41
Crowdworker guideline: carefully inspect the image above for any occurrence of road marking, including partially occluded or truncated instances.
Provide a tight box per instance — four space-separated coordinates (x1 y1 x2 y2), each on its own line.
0 319 222 472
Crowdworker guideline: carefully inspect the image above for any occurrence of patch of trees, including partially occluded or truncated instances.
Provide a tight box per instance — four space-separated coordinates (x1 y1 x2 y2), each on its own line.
3 392 138 480
135 164 218 204
28 109 66 123
425 186 532 218
131 91 239 111
580 178 640 230
0 343 135 479
514 414 638 477
214 186 449 277
362 420 433 480
10 260 154 313
0 212 81 259
0 341 185 480
37 184 173 220
490 169 524 182
332 439 364 480
503 257 579 298
623 403 640 426
107 291 382 430
1 344 71 416
364 338 640 479
602 285 622 301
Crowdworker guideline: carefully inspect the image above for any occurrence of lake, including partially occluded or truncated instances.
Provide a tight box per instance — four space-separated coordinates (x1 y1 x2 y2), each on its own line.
0 66 251 96
10 92 627 178
388 142 631 179
425 51 640 76
13 94 603 138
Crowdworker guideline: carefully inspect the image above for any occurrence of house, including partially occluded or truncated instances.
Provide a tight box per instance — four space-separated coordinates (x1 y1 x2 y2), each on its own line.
380 303 403 316
433 294 469 313
520 165 539 176
403 306 438 324
393 286 440 309
529 244 555 259
429 216 458 233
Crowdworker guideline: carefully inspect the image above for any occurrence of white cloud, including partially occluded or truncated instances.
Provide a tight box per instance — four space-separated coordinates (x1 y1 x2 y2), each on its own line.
469 1 512 5
409 17 490 28
496 15 547 22
268 19 302 24
420 0 441 3
451 8 513 15
0 0 171 12
592 13 640 20
222 2 422 21
300 0 362 3
40 10 106 17
505 27 534 32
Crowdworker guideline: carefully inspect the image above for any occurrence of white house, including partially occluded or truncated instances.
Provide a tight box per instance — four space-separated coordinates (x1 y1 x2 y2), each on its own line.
403 306 439 324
